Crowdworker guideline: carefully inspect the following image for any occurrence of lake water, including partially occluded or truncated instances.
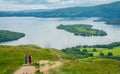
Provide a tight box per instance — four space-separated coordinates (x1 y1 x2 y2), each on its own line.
0 17 120 49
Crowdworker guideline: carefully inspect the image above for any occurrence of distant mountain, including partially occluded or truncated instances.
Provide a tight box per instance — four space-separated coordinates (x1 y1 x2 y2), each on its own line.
19 9 52 12
0 1 120 18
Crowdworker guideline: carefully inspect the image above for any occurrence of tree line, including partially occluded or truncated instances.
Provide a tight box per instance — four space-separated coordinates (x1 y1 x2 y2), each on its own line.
61 42 120 59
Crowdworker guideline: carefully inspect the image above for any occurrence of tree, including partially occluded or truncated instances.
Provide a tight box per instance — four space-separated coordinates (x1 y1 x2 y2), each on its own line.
107 45 113 49
93 48 97 52
89 53 93 57
82 49 88 53
100 52 104 57
81 49 88 55
107 52 113 57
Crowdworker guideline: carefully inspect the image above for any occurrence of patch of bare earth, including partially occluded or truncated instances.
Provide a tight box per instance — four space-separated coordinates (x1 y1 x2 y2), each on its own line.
14 65 36 74
39 60 62 74
14 60 62 74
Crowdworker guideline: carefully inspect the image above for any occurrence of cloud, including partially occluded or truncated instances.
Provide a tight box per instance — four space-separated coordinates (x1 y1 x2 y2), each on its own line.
47 0 61 3
0 0 120 11
0 4 47 11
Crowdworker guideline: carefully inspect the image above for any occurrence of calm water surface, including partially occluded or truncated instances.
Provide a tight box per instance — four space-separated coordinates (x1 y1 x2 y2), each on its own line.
0 17 120 49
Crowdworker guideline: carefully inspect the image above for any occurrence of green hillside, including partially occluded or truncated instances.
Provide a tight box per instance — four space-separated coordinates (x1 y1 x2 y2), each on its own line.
0 30 25 42
0 45 72 74
50 58 120 74
1 44 120 74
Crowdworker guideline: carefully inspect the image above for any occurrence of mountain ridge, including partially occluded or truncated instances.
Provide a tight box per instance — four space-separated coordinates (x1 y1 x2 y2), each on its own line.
0 1 120 18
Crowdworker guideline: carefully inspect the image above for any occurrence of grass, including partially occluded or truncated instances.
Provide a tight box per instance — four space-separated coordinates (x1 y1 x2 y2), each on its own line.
49 58 120 74
0 45 72 74
80 46 120 56
1 44 120 74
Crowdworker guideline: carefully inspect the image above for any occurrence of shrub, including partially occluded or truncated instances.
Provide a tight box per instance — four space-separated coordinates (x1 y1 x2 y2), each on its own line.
100 52 104 57
93 48 97 52
107 52 113 57
89 53 93 57
82 49 88 53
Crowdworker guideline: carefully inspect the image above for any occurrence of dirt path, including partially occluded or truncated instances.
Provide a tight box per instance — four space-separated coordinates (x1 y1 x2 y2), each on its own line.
14 65 36 74
14 49 63 74
39 60 62 74
14 60 62 74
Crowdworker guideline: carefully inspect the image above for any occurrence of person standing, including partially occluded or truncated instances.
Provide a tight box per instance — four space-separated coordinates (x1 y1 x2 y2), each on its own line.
24 54 28 64
28 54 32 64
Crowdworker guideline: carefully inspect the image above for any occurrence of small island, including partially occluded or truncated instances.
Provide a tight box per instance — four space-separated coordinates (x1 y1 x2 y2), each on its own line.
57 24 107 36
0 30 25 42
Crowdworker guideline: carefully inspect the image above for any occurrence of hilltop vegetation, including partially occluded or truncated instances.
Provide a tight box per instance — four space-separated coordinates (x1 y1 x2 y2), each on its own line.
50 58 120 74
0 30 25 42
1 43 120 74
57 24 107 36
0 45 72 74
50 42 120 74
49 42 120 74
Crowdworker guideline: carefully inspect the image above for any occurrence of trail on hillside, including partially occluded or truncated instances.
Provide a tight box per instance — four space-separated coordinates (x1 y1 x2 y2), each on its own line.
39 48 64 74
14 49 64 74
39 60 62 74
14 60 62 74
14 65 36 74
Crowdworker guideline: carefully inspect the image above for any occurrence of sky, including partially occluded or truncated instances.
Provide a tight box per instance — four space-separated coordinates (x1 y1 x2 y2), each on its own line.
0 0 120 11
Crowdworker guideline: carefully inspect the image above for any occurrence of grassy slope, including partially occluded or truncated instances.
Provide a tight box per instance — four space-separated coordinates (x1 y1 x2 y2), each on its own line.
80 46 120 56
50 58 120 74
0 45 72 74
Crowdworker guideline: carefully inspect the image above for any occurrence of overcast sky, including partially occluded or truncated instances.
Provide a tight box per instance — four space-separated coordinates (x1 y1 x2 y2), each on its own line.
0 0 120 11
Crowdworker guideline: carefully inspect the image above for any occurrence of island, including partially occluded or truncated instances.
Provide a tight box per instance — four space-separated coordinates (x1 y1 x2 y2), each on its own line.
57 24 107 36
0 30 25 42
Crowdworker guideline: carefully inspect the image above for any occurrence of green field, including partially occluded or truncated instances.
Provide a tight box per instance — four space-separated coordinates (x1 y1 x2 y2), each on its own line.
0 45 72 74
57 24 107 36
80 46 120 56
49 58 120 74
50 45 120 74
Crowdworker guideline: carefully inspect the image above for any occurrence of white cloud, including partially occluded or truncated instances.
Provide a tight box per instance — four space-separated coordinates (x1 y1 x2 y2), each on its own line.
0 4 47 11
48 0 61 3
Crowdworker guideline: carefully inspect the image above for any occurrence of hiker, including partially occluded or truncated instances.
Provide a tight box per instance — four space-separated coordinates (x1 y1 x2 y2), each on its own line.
28 54 32 64
24 54 28 64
